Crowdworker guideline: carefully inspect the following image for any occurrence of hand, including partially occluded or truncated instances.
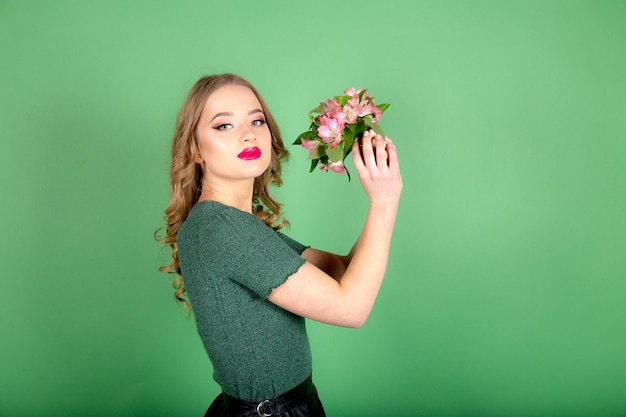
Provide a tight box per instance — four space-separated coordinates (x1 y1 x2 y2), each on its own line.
352 129 402 205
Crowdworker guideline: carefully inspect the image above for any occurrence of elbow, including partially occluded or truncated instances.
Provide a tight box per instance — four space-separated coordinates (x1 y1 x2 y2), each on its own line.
336 296 374 328
317 307 369 328
341 310 370 329
344 319 366 329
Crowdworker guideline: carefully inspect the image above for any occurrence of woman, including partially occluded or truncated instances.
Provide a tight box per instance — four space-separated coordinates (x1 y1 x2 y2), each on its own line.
157 73 402 416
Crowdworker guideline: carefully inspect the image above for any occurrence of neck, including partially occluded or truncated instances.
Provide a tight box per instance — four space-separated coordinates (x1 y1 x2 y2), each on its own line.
199 179 255 213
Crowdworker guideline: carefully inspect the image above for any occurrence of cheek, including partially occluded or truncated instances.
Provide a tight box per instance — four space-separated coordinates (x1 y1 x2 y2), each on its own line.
262 130 274 149
199 137 227 157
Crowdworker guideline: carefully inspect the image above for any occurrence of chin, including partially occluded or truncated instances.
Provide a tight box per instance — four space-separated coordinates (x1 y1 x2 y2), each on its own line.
244 163 271 179
255 156 272 174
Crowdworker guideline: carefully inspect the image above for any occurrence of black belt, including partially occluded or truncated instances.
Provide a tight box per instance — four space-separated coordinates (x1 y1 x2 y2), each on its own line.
222 375 314 416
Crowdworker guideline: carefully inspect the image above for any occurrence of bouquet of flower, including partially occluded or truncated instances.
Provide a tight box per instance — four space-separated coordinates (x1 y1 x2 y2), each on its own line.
293 88 389 179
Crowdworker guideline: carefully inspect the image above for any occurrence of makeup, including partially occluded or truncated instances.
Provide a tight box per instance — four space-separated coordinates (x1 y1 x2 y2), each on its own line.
237 147 262 160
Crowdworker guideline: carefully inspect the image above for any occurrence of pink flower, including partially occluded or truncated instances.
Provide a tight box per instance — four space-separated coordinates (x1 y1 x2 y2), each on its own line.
342 101 359 124
295 87 388 178
316 115 344 148
359 100 382 122
344 87 365 97
319 161 346 174
328 161 347 174
342 87 381 123
300 138 320 156
320 98 346 123
344 100 363 124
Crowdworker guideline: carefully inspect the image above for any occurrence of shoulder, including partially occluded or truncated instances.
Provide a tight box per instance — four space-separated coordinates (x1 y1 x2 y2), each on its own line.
179 200 273 244
183 200 257 228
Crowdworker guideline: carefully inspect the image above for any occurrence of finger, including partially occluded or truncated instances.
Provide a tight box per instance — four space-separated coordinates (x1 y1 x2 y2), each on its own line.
385 138 400 174
351 137 365 171
384 137 396 160
360 130 377 167
373 135 389 169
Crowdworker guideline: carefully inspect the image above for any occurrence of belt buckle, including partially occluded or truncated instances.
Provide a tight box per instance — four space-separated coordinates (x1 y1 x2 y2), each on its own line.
256 399 272 417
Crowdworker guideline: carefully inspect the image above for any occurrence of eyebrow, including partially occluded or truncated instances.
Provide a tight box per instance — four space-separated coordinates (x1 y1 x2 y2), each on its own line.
210 108 264 122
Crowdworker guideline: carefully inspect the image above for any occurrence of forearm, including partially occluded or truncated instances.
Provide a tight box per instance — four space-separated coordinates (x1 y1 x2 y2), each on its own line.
340 220 367 269
341 235 360 268
268 202 399 329
267 130 401 328
337 201 398 326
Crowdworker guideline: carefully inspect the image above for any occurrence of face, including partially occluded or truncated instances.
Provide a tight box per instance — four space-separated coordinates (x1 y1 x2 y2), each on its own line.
195 84 272 186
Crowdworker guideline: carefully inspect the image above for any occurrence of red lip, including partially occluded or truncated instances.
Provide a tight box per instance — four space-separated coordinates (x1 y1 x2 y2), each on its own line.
237 147 262 160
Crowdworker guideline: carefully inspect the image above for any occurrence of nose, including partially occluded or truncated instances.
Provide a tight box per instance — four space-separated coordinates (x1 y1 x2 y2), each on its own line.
241 124 256 143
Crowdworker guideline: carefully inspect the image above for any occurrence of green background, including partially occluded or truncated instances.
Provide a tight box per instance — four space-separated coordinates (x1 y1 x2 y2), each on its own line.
1 1 625 416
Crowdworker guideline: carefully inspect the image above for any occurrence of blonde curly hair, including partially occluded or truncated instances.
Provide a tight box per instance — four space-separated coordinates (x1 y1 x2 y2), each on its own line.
155 74 290 311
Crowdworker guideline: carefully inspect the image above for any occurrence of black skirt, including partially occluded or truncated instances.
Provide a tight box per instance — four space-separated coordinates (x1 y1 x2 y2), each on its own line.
204 375 326 417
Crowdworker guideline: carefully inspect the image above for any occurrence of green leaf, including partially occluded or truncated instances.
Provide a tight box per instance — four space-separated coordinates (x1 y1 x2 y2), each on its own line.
326 142 344 162
308 142 326 160
319 155 329 170
336 95 350 106
364 118 386 137
293 130 316 145
309 104 323 115
309 158 319 173
354 118 366 138
342 129 355 159
377 103 390 113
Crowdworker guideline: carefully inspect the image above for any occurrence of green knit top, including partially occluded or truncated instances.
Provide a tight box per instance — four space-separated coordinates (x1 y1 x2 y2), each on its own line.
177 200 311 402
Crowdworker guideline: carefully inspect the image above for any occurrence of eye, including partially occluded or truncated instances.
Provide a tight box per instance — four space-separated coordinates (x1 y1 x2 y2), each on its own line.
214 123 232 131
252 118 266 127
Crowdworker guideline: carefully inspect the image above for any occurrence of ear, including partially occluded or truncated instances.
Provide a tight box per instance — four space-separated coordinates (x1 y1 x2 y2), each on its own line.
192 142 203 164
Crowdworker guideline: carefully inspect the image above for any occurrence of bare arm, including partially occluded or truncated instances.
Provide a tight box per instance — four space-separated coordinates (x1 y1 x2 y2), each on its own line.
301 248 349 282
268 130 402 328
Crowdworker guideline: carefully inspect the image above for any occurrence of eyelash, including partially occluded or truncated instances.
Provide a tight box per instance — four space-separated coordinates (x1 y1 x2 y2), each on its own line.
214 119 266 130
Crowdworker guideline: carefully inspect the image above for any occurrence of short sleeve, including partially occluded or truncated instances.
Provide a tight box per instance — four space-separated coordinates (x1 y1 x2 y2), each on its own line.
276 231 309 255
198 207 306 298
